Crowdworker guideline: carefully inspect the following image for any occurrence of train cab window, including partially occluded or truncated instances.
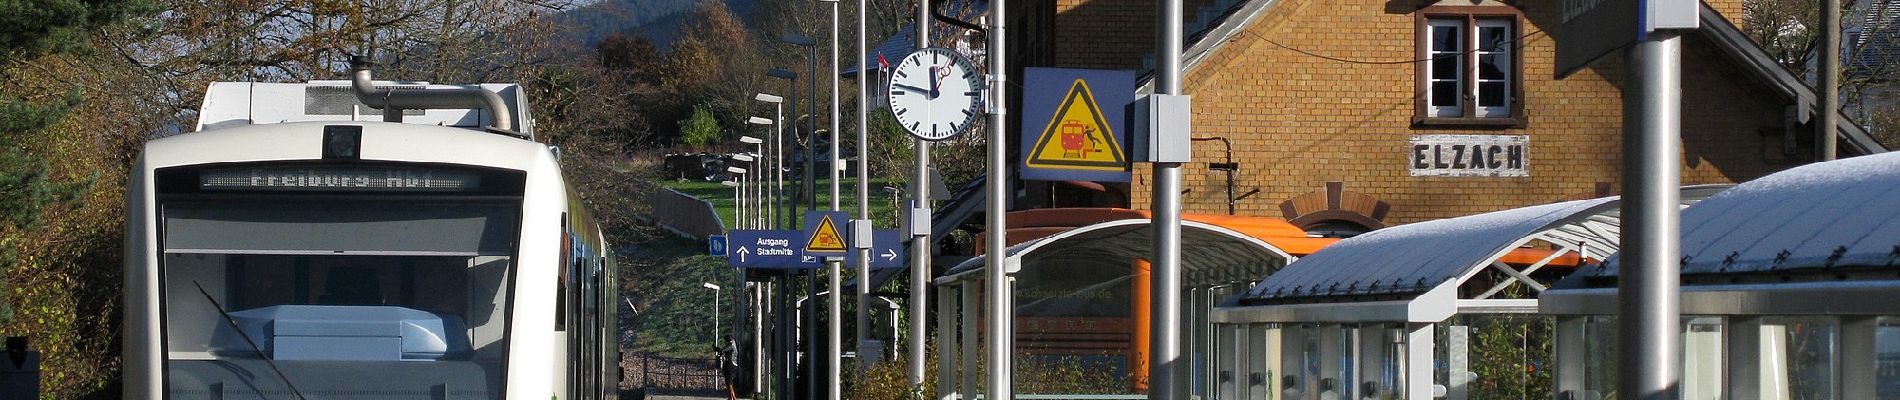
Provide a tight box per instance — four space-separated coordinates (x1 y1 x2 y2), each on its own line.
156 192 521 399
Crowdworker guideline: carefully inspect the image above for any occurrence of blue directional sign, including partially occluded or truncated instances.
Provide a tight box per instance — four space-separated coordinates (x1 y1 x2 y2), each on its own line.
728 230 823 269
802 211 852 257
708 234 728 256
844 229 907 269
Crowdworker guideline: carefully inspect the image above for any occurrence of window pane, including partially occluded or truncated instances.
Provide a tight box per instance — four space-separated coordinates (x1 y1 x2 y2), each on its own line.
1682 317 1724 400
1879 317 1900 398
1479 82 1506 107
1433 25 1461 52
1479 54 1506 80
1481 26 1509 52
1432 82 1460 107
1762 317 1837 400
1432 56 1460 80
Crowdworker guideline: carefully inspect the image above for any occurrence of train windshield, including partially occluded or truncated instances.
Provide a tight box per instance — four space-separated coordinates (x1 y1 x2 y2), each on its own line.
156 167 523 400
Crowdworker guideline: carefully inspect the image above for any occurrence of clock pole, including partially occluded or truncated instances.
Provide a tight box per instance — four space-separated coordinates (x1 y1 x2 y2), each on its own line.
853 0 875 376
907 0 933 392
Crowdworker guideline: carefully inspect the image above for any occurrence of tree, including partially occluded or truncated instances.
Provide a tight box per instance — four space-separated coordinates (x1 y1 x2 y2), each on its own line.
680 103 723 148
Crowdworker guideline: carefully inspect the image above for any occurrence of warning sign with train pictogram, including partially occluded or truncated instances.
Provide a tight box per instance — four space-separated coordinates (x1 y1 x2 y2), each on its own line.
1021 68 1134 182
802 211 850 257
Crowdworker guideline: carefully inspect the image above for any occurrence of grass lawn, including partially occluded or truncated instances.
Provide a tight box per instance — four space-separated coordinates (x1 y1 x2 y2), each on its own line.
662 177 907 230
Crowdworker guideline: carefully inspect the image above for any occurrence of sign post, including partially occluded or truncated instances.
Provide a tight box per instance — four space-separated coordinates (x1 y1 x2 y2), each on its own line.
1554 0 1697 399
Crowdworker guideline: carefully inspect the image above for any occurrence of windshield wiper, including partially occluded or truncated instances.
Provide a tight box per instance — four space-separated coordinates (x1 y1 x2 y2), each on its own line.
194 281 310 400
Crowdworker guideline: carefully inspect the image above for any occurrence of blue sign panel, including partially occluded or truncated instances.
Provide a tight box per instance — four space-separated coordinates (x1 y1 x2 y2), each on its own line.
708 234 728 256
1020 68 1135 182
728 230 824 269
802 211 853 257
844 230 907 269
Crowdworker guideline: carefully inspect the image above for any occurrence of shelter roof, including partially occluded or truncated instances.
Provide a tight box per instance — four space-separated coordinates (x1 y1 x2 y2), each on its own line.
1581 152 1900 281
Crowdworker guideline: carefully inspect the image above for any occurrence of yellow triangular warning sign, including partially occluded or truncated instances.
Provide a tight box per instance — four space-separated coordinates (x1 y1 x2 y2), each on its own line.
804 215 848 253
1026 79 1127 171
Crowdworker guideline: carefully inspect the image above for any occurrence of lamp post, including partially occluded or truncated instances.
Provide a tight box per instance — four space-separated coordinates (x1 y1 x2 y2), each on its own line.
744 136 767 228
703 282 723 348
743 133 768 229
726 165 749 229
777 34 819 217
720 179 741 230
753 93 784 228
779 30 821 400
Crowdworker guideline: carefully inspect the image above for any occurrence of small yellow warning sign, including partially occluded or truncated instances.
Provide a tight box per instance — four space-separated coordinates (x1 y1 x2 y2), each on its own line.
1026 79 1127 171
804 214 848 253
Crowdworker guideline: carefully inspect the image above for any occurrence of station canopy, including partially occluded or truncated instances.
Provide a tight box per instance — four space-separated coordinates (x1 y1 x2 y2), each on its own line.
1547 152 1900 315
939 217 1308 288
1218 186 1728 324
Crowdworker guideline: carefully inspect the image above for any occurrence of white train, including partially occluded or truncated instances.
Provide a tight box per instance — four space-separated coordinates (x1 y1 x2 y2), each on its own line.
124 58 620 400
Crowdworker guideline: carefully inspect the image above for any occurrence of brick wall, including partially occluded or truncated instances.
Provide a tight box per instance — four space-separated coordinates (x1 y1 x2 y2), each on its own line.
1073 0 1800 226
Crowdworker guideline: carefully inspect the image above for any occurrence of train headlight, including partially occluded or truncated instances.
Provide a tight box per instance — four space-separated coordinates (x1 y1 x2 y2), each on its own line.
323 125 362 160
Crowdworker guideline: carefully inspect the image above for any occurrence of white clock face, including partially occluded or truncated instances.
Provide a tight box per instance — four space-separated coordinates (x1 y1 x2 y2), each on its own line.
886 48 983 141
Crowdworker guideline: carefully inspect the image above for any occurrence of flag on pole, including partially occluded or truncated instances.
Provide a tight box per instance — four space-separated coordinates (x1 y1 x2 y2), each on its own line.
878 53 889 71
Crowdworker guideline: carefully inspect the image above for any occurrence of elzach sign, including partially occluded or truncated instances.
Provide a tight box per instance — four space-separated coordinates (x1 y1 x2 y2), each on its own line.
1409 135 1528 177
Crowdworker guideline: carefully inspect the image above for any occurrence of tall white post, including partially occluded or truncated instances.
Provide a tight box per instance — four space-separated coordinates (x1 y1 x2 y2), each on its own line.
907 0 935 388
984 0 1013 399
826 0 844 398
854 0 875 373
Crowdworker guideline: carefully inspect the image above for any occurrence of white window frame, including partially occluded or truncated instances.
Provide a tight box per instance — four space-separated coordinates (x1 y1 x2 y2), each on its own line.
1426 19 1465 118
1421 14 1519 121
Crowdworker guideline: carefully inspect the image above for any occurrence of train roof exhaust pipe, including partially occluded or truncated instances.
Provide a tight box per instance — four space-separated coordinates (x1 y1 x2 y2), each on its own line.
349 56 514 134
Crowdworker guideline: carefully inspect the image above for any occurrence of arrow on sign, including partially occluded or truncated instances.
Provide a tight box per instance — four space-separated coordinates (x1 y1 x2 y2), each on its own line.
882 249 898 261
802 256 817 263
735 247 750 262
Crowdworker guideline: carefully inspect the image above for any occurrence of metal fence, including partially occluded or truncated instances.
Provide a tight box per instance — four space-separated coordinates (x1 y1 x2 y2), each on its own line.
648 187 724 241
633 354 726 391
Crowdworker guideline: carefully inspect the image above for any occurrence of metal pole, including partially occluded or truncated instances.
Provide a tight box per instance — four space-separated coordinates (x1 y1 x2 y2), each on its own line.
1150 0 1187 397
776 103 786 229
907 0 934 388
984 0 1013 399
854 0 875 374
1821 0 1840 161
809 47 821 216
827 1 844 398
1618 33 1682 400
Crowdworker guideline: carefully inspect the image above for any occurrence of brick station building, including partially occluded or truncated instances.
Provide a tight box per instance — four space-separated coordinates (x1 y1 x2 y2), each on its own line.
976 0 1889 233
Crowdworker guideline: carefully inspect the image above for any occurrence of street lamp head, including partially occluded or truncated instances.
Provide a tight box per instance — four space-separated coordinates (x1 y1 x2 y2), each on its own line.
720 180 741 187
780 33 817 47
766 68 799 80
702 282 721 290
747 117 773 126
740 135 765 144
755 93 784 103
726 166 748 174
732 154 756 162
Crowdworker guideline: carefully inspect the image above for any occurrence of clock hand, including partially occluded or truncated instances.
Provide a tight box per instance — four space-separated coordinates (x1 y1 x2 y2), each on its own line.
928 66 941 98
892 83 932 94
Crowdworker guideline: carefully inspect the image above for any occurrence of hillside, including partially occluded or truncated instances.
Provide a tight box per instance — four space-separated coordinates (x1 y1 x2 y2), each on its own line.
557 0 761 49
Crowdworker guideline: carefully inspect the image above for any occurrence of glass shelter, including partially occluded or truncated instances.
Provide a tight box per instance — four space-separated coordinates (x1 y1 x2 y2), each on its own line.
1540 152 1900 400
1209 187 1726 400
932 213 1323 399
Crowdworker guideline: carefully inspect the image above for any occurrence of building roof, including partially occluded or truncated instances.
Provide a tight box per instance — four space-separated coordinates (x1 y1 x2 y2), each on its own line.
1850 0 1900 79
1144 1 1887 154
